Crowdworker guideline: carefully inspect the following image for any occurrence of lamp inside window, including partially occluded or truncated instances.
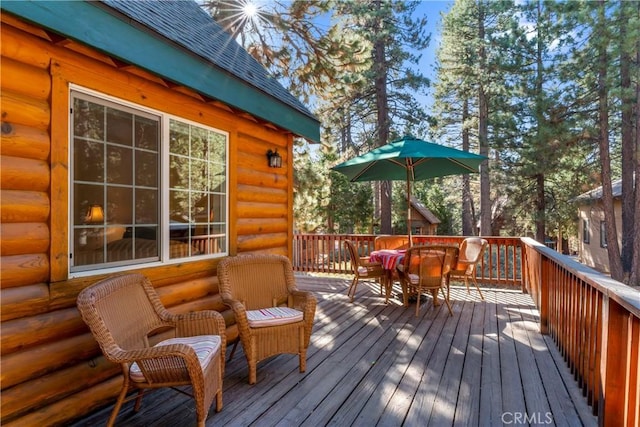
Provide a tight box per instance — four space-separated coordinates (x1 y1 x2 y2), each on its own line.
84 204 104 224
266 149 282 168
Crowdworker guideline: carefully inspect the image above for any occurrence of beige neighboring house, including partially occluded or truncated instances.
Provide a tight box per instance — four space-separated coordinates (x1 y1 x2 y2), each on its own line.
573 179 623 274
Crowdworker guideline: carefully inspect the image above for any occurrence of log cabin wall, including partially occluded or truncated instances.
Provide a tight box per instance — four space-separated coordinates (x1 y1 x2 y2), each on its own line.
0 14 293 426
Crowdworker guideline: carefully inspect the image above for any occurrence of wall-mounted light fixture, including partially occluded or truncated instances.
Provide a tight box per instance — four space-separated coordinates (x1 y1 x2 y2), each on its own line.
266 149 282 168
84 204 104 224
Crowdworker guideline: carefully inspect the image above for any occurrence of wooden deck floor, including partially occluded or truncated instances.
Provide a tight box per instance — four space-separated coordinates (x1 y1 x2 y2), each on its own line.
71 274 597 427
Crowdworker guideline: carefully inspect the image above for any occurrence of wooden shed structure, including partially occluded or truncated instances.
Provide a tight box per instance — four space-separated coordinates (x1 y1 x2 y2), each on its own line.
0 1 319 425
407 195 440 235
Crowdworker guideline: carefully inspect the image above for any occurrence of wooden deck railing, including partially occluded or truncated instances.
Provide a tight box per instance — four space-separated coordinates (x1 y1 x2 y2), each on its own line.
521 237 639 426
292 233 523 287
292 233 639 425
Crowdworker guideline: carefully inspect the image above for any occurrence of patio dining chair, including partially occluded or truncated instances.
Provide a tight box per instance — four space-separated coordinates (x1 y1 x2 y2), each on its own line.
398 244 459 316
217 254 316 384
449 237 488 300
345 239 386 302
76 273 226 427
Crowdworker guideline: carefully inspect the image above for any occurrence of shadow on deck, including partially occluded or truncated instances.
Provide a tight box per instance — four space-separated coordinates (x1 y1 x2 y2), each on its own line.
71 274 597 426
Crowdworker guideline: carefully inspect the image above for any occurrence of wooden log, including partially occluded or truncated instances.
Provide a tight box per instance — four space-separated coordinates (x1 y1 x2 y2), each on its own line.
54 39 118 67
236 201 288 219
219 308 235 327
0 155 49 191
1 333 99 389
237 232 289 252
225 323 239 343
0 284 50 322
2 376 122 427
237 149 289 175
0 254 49 289
50 62 70 284
0 56 51 100
236 217 288 235
237 133 287 158
167 295 226 316
1 307 87 356
48 259 220 310
236 166 288 188
155 276 219 308
1 355 118 421
0 222 49 256
240 247 288 257
237 184 287 203
0 91 50 130
0 122 50 161
238 128 288 151
50 57 238 133
0 190 49 223
0 23 52 69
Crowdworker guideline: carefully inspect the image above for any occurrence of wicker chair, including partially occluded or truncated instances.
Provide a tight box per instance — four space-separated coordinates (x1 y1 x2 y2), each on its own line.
76 273 226 427
449 237 488 300
217 254 316 384
345 239 386 302
397 244 459 316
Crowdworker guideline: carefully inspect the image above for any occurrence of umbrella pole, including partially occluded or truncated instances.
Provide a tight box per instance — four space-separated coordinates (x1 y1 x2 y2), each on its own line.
406 169 412 247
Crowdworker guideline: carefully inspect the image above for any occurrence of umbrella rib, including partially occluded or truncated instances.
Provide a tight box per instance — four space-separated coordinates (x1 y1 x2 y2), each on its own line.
349 160 379 182
388 158 416 180
447 157 480 172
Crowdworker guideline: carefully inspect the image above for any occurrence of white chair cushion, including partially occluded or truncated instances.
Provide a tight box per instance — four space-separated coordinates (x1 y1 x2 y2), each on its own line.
246 307 303 328
357 266 371 275
408 273 420 285
129 335 221 383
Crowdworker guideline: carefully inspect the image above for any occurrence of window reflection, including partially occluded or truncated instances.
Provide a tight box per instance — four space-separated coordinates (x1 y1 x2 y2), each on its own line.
72 92 160 270
169 119 227 258
71 90 227 272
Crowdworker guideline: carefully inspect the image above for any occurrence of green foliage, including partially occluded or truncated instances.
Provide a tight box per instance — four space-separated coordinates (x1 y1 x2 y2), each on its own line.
327 170 374 234
292 140 329 232
205 1 639 280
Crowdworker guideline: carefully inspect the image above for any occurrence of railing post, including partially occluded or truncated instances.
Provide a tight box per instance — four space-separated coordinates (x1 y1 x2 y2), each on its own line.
539 255 549 335
598 296 628 427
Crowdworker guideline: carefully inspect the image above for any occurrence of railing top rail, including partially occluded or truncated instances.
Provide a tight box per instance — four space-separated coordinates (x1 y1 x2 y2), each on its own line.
521 237 640 317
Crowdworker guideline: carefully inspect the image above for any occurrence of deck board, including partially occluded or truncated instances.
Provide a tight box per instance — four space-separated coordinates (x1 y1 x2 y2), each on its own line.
70 274 598 427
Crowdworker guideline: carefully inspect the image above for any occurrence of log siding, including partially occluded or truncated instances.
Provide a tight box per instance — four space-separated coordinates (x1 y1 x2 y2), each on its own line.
0 13 293 425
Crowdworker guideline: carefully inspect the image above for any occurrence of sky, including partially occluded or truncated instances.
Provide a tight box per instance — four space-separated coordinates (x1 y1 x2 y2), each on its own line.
413 1 455 111
217 0 455 119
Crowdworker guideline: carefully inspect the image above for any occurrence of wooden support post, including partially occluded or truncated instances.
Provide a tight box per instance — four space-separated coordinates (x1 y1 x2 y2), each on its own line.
598 297 628 426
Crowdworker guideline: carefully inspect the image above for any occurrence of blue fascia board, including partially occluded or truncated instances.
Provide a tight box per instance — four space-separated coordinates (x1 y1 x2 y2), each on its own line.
2 0 321 142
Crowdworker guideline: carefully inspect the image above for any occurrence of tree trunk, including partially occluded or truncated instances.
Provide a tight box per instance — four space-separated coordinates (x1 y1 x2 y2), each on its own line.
630 1 640 286
535 174 546 243
596 0 624 281
461 98 475 235
478 1 491 236
534 0 546 244
373 1 392 234
619 1 635 277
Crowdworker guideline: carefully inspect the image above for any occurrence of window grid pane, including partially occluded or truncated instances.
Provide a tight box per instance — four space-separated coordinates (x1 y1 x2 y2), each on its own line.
70 90 228 274
72 92 160 271
169 119 227 258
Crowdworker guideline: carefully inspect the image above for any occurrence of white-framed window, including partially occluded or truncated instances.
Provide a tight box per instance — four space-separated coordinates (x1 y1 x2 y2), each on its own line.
600 220 607 248
70 88 227 274
583 219 590 244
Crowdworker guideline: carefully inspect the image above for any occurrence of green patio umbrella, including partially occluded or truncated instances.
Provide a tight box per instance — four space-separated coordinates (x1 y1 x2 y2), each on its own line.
331 135 487 243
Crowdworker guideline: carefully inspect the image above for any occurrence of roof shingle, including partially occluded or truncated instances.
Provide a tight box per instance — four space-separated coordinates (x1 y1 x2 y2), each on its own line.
102 0 313 119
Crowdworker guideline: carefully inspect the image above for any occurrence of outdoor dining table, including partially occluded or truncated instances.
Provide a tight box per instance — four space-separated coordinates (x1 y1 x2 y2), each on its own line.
370 243 460 307
369 249 406 303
